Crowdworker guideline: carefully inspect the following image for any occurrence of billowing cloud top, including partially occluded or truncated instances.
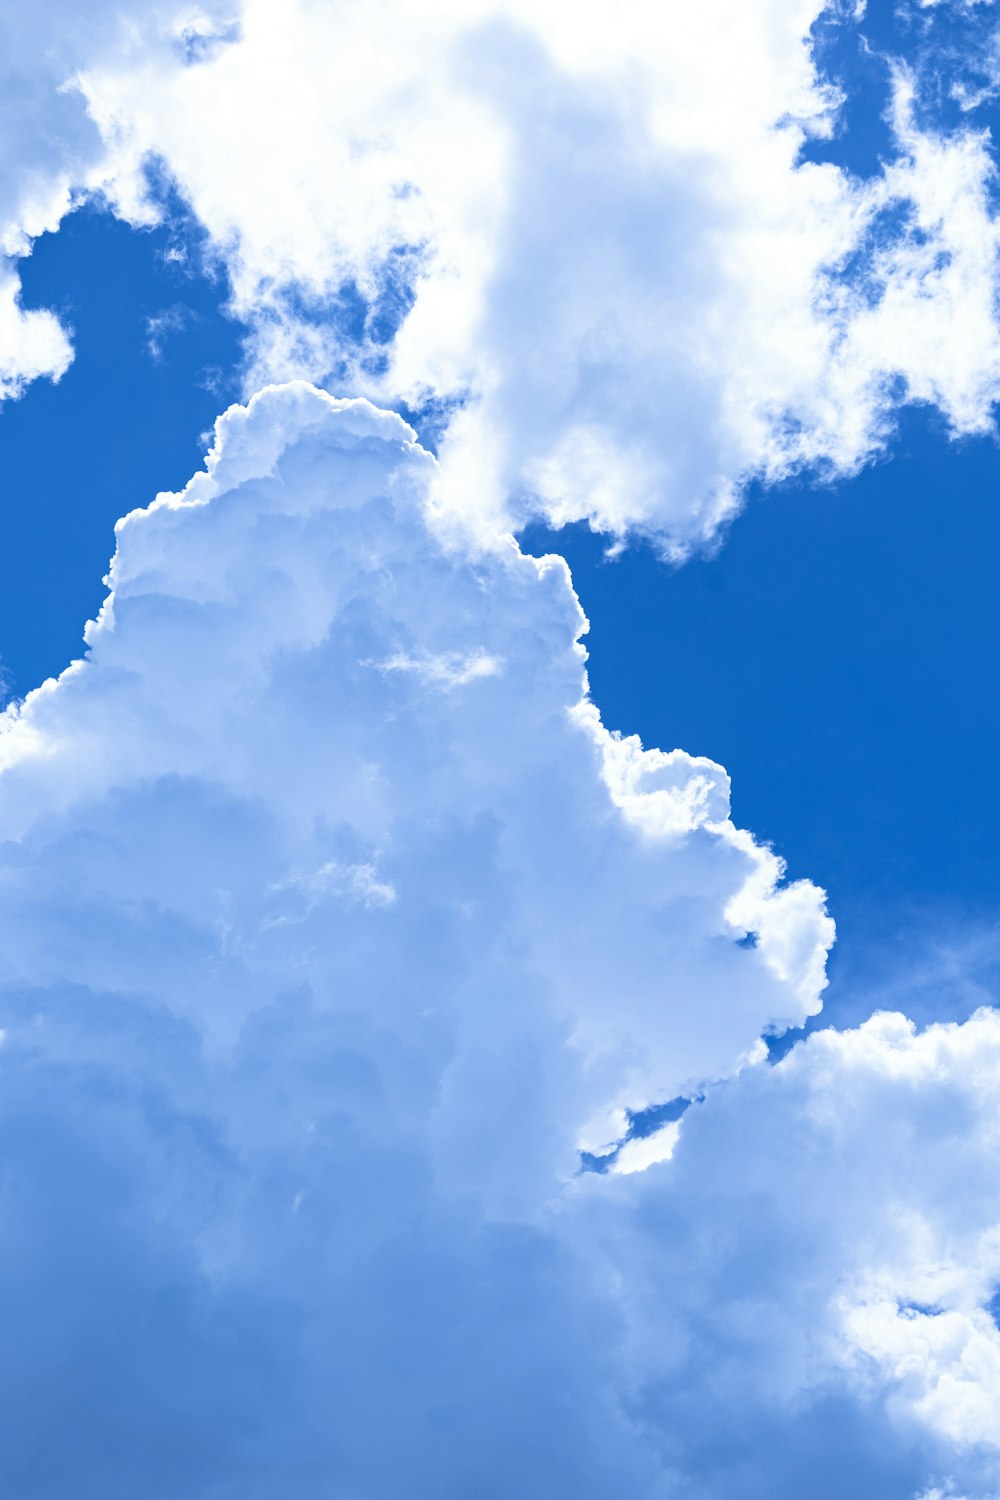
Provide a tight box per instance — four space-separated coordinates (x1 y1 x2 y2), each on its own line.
0 382 831 1159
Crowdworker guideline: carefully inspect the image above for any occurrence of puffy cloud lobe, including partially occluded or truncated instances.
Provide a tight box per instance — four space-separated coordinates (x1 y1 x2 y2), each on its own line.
572 1008 1000 1497
0 383 830 1153
1 383 999 1497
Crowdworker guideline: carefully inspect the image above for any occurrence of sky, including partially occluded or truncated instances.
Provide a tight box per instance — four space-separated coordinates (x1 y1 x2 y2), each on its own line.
2 1 1000 1496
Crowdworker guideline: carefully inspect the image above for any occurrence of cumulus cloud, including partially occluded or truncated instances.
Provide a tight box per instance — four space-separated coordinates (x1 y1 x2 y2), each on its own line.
4 2 1000 544
0 382 830 1151
0 382 998 1496
573 1006 1000 1497
0 380 828 1492
39 0 997 550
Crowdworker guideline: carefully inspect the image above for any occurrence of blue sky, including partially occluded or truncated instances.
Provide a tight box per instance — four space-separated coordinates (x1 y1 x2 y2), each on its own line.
1 202 241 695
4 2 1000 1496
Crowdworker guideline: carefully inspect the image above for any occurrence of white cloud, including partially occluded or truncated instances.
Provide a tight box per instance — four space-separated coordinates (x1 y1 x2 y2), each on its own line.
43 0 1000 550
3 2 1000 544
610 1118 683 1174
573 1007 1000 1495
0 381 831 1139
145 301 193 359
0 380 833 1492
0 268 72 398
1 382 999 1496
373 647 504 688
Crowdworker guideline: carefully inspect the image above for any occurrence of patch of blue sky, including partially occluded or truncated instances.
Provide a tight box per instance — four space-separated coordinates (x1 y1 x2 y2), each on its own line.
802 1 899 177
898 1 1000 142
804 0 1000 185
0 200 243 698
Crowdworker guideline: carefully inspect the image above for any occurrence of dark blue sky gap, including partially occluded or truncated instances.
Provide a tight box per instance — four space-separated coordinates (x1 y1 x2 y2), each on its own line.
803 0 1000 187
0 202 243 698
802 2 898 179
